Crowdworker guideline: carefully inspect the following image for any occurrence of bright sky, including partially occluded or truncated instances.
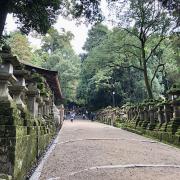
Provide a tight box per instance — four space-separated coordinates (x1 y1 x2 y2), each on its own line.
4 1 111 55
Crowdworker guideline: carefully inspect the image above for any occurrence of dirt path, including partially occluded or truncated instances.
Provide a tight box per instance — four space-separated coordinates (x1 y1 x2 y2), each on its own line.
34 120 180 180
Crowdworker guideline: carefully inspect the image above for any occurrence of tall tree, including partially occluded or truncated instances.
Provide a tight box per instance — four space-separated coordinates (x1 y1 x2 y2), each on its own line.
41 28 74 53
77 25 149 109
108 0 175 99
41 29 81 103
78 22 178 109
83 23 109 52
6 31 32 62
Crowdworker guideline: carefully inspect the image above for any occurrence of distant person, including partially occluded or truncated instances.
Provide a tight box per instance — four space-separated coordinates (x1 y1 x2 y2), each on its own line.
85 110 88 119
92 112 95 121
70 111 75 122
82 113 86 119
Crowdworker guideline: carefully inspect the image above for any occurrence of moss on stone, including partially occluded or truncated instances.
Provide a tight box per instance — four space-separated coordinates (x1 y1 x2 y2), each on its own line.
0 100 59 180
0 174 12 180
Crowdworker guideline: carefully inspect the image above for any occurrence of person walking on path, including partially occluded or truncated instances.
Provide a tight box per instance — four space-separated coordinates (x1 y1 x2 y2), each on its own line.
70 111 75 122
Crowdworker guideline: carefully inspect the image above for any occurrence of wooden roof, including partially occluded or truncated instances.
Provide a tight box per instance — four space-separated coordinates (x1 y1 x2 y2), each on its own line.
22 62 63 101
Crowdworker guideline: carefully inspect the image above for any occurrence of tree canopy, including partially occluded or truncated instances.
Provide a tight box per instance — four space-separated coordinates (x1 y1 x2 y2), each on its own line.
0 0 102 40
39 28 81 103
6 31 33 62
77 20 179 109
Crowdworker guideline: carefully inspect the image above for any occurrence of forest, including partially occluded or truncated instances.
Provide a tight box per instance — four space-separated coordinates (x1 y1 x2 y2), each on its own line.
0 0 179 110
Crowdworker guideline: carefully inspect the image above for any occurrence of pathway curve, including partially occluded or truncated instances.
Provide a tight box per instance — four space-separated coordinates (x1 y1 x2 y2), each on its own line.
36 120 180 180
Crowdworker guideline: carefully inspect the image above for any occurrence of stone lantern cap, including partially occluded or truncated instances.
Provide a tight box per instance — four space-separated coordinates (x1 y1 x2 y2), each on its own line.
0 45 21 66
167 83 180 95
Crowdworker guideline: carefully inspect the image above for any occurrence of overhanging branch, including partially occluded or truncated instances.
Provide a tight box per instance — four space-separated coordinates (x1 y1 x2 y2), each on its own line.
124 43 141 50
107 62 144 72
122 28 140 40
150 63 165 87
145 37 165 63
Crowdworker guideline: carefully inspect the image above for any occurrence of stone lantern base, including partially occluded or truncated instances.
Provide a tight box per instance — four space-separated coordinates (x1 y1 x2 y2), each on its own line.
165 117 180 135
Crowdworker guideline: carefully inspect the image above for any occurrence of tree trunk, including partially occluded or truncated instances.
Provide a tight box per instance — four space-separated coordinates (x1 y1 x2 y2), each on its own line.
0 2 9 39
143 63 153 99
141 42 154 99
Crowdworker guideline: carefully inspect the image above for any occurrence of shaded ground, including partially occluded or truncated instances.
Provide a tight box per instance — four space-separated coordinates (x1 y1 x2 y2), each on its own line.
36 120 180 180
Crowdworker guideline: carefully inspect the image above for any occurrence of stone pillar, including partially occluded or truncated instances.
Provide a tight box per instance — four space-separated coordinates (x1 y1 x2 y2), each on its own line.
137 106 144 127
111 110 116 126
59 104 64 127
37 97 44 118
44 97 51 116
135 106 140 127
49 96 54 116
26 83 40 118
42 97 48 116
164 103 173 123
148 104 156 130
142 105 149 129
157 105 165 124
129 108 133 121
159 102 173 131
127 108 131 121
173 102 180 119
132 107 137 120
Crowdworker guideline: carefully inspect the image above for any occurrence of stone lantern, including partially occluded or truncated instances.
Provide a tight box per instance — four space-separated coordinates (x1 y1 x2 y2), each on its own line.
9 69 28 110
142 104 149 129
156 102 165 130
169 84 180 114
43 96 50 116
26 83 40 118
167 83 180 134
148 101 156 130
0 46 17 103
37 96 45 118
159 99 173 132
138 104 144 127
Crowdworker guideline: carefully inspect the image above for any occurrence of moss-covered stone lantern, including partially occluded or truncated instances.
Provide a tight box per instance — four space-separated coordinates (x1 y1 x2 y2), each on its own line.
167 83 180 134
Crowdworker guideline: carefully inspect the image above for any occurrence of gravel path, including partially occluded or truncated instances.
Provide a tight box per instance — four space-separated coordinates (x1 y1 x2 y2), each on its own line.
36 120 180 180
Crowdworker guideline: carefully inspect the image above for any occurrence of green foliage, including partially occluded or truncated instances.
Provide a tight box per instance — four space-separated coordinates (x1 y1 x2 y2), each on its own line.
83 23 109 52
41 28 74 53
107 0 177 99
78 15 179 109
0 0 102 39
40 28 81 103
43 51 80 102
31 73 52 97
77 25 147 110
6 31 33 62
31 50 47 66
158 0 179 25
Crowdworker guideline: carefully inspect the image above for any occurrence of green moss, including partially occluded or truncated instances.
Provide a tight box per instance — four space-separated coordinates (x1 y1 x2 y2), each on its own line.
167 83 180 94
0 100 59 180
31 73 52 97
118 122 180 148
0 174 12 180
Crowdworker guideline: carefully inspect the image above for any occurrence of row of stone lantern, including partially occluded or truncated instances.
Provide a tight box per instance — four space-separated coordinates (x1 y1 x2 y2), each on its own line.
26 82 53 119
0 46 53 120
96 106 119 125
121 84 180 134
